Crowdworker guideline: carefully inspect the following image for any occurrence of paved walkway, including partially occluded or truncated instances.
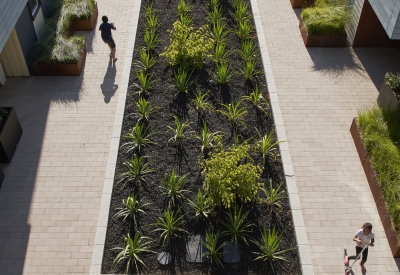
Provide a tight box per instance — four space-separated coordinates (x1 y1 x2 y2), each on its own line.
256 0 400 274
0 0 399 274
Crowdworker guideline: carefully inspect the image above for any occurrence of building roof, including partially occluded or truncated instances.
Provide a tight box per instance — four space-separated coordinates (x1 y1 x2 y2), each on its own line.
0 0 27 53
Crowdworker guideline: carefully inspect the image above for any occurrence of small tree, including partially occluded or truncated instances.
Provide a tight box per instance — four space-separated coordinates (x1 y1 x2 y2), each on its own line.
201 143 262 208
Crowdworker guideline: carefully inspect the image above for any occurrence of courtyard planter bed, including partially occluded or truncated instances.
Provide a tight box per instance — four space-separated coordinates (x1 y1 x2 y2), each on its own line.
101 0 301 274
378 72 400 110
70 1 98 31
0 108 23 163
290 0 307 8
299 19 347 47
350 113 400 257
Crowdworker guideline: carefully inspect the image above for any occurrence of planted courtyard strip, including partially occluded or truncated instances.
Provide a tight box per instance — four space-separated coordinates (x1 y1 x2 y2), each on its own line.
102 0 301 274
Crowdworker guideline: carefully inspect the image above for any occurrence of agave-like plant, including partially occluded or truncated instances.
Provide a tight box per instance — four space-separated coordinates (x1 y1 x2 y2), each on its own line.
160 169 189 209
208 6 224 26
238 39 259 61
153 209 188 245
121 123 156 155
187 189 212 218
214 62 234 85
217 100 247 128
134 49 157 72
117 155 155 188
254 129 286 165
114 192 150 226
240 58 262 81
260 179 287 214
202 230 224 267
112 232 156 274
235 20 254 40
212 21 231 44
220 206 253 245
143 29 160 51
194 122 223 156
213 42 231 64
166 115 194 145
233 1 251 23
173 68 195 94
144 13 159 32
131 97 160 124
251 227 296 274
191 89 213 115
130 70 154 97
208 0 219 11
241 85 269 115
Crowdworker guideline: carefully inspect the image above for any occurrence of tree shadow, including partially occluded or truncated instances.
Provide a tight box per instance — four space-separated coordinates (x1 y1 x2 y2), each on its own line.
100 58 118 103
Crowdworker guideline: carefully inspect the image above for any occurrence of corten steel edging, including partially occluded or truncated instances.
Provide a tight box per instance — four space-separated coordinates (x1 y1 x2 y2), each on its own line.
290 0 306 8
350 117 400 258
299 18 347 47
36 44 87 76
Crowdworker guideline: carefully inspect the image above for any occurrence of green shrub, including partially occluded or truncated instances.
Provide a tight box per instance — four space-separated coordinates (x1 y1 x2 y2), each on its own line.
160 21 214 69
358 106 400 242
384 72 400 92
201 143 262 208
301 5 351 36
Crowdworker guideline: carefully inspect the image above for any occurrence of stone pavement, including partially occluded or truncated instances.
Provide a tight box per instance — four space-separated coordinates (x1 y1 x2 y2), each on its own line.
255 0 400 274
0 0 399 274
0 0 136 274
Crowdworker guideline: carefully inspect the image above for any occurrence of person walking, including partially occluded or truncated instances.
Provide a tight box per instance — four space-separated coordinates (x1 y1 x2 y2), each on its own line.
99 15 117 62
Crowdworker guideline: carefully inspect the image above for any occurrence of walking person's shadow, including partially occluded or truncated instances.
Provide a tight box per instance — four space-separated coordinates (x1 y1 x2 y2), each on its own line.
100 58 118 103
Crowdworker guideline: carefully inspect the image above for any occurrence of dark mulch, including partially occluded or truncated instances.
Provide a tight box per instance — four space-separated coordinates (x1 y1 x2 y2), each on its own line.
101 0 301 274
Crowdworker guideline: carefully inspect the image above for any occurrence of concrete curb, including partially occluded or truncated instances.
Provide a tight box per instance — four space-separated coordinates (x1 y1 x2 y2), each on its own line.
89 0 142 273
250 0 314 273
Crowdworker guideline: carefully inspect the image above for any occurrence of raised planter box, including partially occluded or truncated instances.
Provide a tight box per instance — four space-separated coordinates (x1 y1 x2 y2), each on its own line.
377 82 399 110
71 2 98 31
290 0 307 8
350 118 400 258
0 108 23 163
299 19 347 47
36 44 87 76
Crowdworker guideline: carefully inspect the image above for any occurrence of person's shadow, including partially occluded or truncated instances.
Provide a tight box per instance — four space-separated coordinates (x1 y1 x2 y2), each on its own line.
100 58 118 103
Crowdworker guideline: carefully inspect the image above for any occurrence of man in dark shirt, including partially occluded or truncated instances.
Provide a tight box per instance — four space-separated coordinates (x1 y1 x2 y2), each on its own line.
99 15 117 62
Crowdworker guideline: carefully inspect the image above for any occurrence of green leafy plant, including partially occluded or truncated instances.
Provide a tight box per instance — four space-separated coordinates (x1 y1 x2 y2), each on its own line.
235 20 254 40
214 62 234 85
191 90 213 114
251 227 295 273
233 1 250 23
217 100 247 128
131 70 154 97
213 42 231 64
187 189 212 218
179 13 193 27
131 97 160 124
114 193 150 225
160 21 214 69
240 58 262 81
166 115 194 145
144 13 159 32
241 86 269 114
208 6 224 26
161 169 189 208
177 0 192 17
134 49 157 72
173 68 195 94
254 129 285 165
232 0 244 10
220 206 253 244
121 123 156 155
208 0 219 11
239 39 259 61
153 209 188 245
112 232 155 274
211 21 231 44
202 230 224 267
260 180 287 214
384 72 400 92
117 156 155 188
194 122 223 156
143 29 160 51
201 143 263 208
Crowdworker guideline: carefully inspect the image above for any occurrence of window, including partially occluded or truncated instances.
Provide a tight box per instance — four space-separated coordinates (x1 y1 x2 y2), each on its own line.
28 0 41 20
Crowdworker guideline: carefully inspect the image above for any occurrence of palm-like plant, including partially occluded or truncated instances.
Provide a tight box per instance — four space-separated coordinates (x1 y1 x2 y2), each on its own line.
239 39 259 61
153 209 188 245
117 156 155 188
121 123 156 155
131 70 154 97
254 129 285 165
114 193 150 225
166 115 194 145
212 21 230 44
240 58 262 81
191 90 213 115
251 227 295 274
241 86 269 114
173 68 195 94
194 122 223 156
233 1 250 23
161 169 189 208
144 13 159 32
220 206 253 245
187 189 212 218
260 179 287 214
112 232 155 274
143 30 160 51
214 62 234 85
134 49 156 72
202 230 224 267
217 100 247 128
235 20 254 40
208 6 224 26
213 42 231 64
131 97 160 124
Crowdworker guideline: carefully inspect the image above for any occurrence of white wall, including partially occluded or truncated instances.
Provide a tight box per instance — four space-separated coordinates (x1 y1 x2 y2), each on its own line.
369 0 400 39
0 0 27 53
